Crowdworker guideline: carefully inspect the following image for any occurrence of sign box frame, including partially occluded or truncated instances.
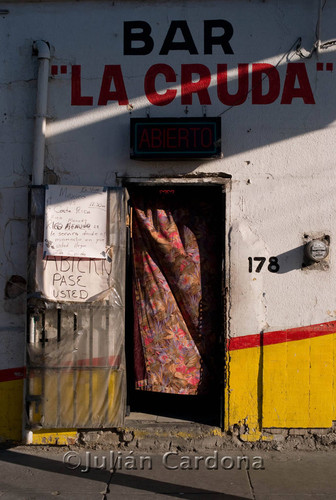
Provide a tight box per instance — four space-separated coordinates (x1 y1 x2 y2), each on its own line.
130 117 222 160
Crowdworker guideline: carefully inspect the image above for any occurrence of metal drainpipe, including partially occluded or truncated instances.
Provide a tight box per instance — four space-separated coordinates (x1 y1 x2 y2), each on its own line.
25 41 50 445
316 0 323 55
32 40 50 186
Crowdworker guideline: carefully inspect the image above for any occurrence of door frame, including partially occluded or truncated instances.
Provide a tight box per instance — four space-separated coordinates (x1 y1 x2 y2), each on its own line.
121 175 231 430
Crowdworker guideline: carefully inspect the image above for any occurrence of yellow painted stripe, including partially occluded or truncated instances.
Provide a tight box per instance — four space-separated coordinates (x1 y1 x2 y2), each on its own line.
309 334 333 427
0 379 24 442
226 345 260 435
31 429 77 445
230 332 336 431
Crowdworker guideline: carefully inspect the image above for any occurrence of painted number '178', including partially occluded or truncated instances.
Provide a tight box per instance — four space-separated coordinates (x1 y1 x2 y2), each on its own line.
248 257 280 273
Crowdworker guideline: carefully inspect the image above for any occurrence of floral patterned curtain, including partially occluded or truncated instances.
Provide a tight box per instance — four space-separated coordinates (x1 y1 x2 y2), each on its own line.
131 188 220 395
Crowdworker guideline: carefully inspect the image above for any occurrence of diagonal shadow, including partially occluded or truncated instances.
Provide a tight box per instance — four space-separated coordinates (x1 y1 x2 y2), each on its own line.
0 449 251 499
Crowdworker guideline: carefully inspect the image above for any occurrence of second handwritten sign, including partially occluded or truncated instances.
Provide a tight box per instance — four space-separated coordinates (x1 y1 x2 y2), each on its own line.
43 185 107 259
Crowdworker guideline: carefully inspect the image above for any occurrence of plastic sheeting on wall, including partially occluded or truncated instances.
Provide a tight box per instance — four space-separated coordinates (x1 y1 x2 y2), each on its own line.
26 186 127 429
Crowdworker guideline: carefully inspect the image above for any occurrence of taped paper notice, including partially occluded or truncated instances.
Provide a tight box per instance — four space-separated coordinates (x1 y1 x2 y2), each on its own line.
36 243 111 302
43 185 107 258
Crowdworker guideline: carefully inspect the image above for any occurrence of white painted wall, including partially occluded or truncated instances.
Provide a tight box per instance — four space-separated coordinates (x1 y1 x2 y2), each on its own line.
1 0 336 370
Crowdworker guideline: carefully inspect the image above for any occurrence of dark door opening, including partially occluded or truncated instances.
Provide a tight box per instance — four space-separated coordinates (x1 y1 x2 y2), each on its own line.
125 184 225 426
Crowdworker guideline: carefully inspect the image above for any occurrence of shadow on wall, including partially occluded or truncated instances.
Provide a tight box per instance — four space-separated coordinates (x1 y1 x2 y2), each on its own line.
276 246 305 274
45 3 336 168
4 275 26 314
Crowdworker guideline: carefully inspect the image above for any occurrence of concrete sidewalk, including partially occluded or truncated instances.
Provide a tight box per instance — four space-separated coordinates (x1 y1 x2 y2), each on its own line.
0 446 335 499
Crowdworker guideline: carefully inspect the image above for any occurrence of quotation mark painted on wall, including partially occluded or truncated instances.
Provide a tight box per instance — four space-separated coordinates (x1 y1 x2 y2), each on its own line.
316 63 333 72
51 65 68 76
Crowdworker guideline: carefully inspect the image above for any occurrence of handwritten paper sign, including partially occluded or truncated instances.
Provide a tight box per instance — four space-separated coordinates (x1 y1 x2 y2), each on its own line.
43 185 107 258
36 243 112 302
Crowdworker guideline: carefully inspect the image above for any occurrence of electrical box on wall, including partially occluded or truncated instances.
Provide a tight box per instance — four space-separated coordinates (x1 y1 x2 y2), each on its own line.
303 234 330 269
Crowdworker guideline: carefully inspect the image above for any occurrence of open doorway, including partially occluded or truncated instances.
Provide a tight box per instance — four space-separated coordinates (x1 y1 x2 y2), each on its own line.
126 184 225 427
